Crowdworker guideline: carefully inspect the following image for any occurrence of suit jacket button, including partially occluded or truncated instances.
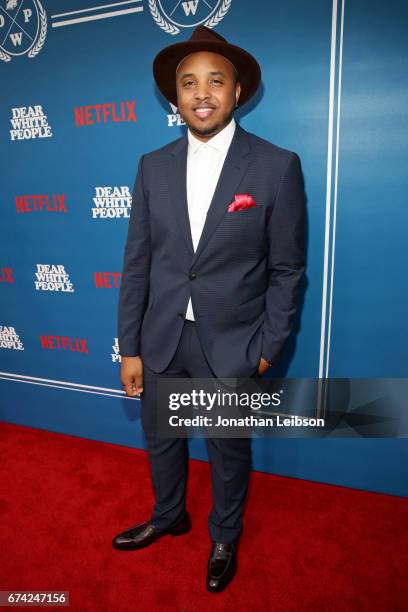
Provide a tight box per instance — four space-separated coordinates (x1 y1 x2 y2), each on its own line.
189 272 197 280
178 313 185 319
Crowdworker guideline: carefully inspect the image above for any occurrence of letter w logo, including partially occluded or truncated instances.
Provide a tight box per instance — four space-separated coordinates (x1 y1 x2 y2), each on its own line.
10 32 23 46
182 1 199 16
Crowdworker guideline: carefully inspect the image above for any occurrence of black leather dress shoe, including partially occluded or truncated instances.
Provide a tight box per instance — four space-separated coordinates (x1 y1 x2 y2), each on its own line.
206 541 237 593
112 511 191 550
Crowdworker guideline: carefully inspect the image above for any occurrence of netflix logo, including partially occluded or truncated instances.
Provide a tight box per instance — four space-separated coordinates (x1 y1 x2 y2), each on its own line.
16 194 67 214
94 272 122 288
40 336 88 353
0 267 15 284
74 101 137 127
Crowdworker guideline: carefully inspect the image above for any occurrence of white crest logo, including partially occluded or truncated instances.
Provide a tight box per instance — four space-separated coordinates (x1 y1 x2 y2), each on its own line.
0 0 47 62
149 0 231 35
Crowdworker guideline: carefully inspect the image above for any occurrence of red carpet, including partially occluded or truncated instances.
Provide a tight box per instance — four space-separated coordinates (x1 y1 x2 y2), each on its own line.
0 422 407 611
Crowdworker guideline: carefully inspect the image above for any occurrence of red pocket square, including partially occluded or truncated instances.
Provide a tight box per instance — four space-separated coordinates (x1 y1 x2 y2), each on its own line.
227 194 257 212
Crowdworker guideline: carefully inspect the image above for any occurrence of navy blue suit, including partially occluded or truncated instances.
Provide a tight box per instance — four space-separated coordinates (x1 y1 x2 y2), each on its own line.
118 122 306 542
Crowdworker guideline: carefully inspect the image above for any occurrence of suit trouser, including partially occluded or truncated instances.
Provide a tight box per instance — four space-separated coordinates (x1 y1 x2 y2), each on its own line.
140 319 252 544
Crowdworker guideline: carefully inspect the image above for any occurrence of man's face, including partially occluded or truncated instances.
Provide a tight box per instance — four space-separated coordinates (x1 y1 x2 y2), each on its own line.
176 51 241 142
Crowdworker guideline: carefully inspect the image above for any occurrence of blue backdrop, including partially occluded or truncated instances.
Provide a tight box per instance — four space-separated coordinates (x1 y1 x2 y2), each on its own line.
1 0 407 496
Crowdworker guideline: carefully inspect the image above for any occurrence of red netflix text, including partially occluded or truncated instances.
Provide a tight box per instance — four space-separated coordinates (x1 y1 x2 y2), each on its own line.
16 194 67 213
0 267 15 284
94 272 122 288
74 101 137 127
40 336 88 353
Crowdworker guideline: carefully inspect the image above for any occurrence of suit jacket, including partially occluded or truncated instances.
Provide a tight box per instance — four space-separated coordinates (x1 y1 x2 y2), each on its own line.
118 122 306 378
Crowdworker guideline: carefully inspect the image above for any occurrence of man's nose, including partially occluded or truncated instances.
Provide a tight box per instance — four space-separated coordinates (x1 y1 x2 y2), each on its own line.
194 82 211 100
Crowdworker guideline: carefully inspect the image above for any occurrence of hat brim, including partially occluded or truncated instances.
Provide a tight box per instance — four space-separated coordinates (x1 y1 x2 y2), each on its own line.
153 40 261 108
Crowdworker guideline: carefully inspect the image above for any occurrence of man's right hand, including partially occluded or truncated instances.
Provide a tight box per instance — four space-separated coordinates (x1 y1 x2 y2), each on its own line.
121 355 144 397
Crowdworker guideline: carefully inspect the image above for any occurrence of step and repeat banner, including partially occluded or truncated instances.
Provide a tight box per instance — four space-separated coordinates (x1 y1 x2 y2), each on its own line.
1 1 407 495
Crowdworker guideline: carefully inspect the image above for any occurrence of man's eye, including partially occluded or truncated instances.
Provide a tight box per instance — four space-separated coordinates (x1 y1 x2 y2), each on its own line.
211 79 223 85
183 81 194 87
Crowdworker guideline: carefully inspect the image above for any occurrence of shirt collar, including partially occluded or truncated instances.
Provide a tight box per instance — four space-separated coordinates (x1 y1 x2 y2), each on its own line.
187 117 236 154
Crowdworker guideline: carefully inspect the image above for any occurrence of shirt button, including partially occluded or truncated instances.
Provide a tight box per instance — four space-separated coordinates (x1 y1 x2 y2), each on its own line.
189 272 197 280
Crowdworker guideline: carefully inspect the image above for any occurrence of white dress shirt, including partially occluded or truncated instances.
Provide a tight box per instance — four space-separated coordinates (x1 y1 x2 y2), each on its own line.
184 117 236 321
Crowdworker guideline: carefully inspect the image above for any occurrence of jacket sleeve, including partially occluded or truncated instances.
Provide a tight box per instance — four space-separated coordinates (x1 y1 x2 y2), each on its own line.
261 152 306 365
117 155 151 357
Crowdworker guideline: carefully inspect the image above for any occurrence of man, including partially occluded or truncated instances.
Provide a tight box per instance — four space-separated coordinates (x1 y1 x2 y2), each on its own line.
113 26 306 593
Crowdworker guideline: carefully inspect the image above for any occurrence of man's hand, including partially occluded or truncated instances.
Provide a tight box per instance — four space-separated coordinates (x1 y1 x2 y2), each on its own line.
121 356 144 397
257 356 270 376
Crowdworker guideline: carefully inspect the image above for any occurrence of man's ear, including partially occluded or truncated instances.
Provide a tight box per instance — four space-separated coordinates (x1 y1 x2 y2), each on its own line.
235 82 241 107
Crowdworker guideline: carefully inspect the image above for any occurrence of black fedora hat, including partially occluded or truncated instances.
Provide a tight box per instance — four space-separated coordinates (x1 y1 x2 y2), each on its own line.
153 25 261 107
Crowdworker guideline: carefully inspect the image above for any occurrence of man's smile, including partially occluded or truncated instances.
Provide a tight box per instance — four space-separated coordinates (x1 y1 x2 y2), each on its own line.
193 106 217 120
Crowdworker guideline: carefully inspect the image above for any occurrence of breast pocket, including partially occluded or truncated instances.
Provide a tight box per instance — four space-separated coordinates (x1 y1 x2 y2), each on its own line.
226 205 264 218
219 205 265 246
223 204 264 228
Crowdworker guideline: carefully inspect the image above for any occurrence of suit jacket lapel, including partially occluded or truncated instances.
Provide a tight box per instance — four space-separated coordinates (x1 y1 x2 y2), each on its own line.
168 123 251 264
168 137 194 256
192 124 250 267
